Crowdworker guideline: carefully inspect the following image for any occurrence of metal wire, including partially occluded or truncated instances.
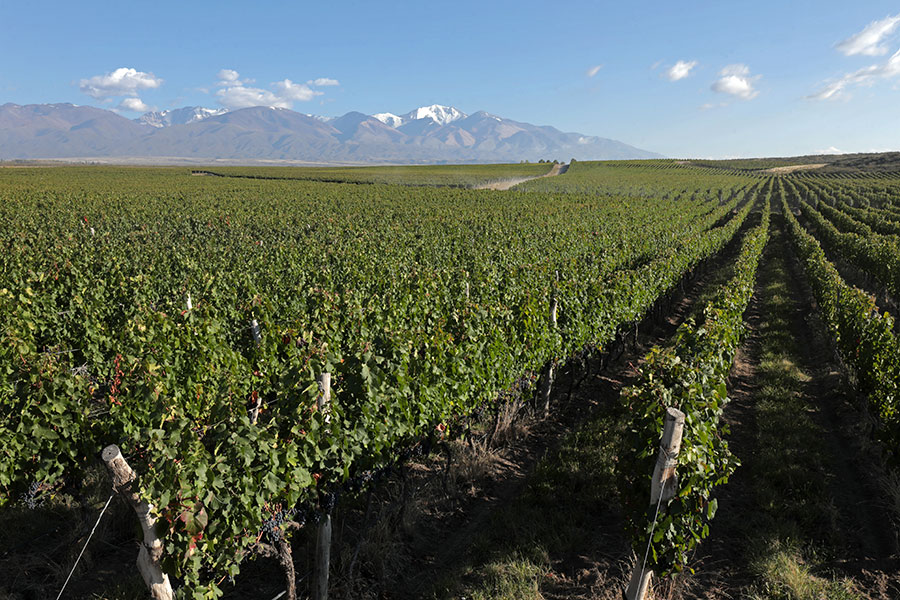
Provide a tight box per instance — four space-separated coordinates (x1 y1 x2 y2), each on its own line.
635 481 667 596
55 492 115 600
634 445 677 596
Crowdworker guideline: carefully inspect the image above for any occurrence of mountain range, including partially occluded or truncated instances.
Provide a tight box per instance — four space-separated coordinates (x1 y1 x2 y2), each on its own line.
0 102 662 164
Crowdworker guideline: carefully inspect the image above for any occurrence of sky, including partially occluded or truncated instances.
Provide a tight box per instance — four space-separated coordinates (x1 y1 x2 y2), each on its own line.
2 0 900 158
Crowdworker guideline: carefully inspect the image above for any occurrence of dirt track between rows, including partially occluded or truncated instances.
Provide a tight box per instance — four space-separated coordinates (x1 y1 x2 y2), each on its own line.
474 162 568 190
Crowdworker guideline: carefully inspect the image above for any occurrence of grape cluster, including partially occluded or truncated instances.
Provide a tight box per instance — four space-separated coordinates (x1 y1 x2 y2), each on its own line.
259 506 298 543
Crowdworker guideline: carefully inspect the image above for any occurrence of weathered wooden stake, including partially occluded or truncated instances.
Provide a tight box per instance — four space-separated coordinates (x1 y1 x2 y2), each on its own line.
465 281 470 300
250 319 261 344
102 445 174 600
543 292 559 417
624 407 685 600
650 407 684 505
314 372 332 600
185 293 192 311
249 393 263 424
541 363 555 418
315 511 332 600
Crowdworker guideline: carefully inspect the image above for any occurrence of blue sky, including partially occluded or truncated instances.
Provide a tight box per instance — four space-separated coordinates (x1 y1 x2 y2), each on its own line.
2 0 900 158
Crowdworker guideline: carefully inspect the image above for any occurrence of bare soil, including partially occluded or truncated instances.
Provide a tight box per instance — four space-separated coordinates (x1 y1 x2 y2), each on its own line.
474 162 567 190
762 164 827 174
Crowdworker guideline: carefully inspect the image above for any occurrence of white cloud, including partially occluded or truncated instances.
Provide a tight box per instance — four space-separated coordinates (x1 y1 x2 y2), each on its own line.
273 79 320 101
664 60 697 81
699 102 728 110
79 67 162 99
216 86 286 109
816 146 844 154
711 64 760 99
586 64 603 78
836 14 900 56
809 47 900 100
217 69 242 85
116 97 150 112
308 78 339 87
215 74 324 109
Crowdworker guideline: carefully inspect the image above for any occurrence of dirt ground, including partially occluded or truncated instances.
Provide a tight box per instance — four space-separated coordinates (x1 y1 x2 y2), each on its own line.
475 162 567 190
762 163 827 174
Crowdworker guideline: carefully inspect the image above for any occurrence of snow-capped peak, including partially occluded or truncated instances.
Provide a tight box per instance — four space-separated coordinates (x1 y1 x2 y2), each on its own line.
372 112 404 128
404 104 466 125
371 105 466 128
135 106 227 128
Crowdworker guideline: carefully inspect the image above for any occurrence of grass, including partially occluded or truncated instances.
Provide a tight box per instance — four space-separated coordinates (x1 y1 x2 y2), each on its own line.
749 540 859 600
735 220 862 599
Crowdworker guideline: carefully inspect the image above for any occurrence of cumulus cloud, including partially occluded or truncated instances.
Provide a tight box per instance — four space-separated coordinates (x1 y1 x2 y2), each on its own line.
217 69 242 85
809 47 900 100
79 67 162 99
116 97 150 112
214 70 327 109
664 60 697 81
711 64 760 99
586 64 603 78
273 79 319 101
836 14 900 56
216 86 286 109
308 77 339 86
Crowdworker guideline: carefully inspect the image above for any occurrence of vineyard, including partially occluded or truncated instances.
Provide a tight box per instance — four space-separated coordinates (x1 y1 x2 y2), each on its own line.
1 160 899 599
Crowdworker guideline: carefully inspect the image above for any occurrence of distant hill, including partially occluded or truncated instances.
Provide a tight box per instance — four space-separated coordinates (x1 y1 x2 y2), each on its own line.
0 102 663 163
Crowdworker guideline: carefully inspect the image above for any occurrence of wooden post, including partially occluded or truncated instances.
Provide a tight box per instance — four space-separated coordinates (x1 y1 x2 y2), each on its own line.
624 407 685 600
465 281 470 301
626 560 652 600
250 319 261 344
543 289 558 417
314 372 332 600
314 510 333 600
185 293 192 311
249 394 263 424
650 407 684 505
102 445 174 600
